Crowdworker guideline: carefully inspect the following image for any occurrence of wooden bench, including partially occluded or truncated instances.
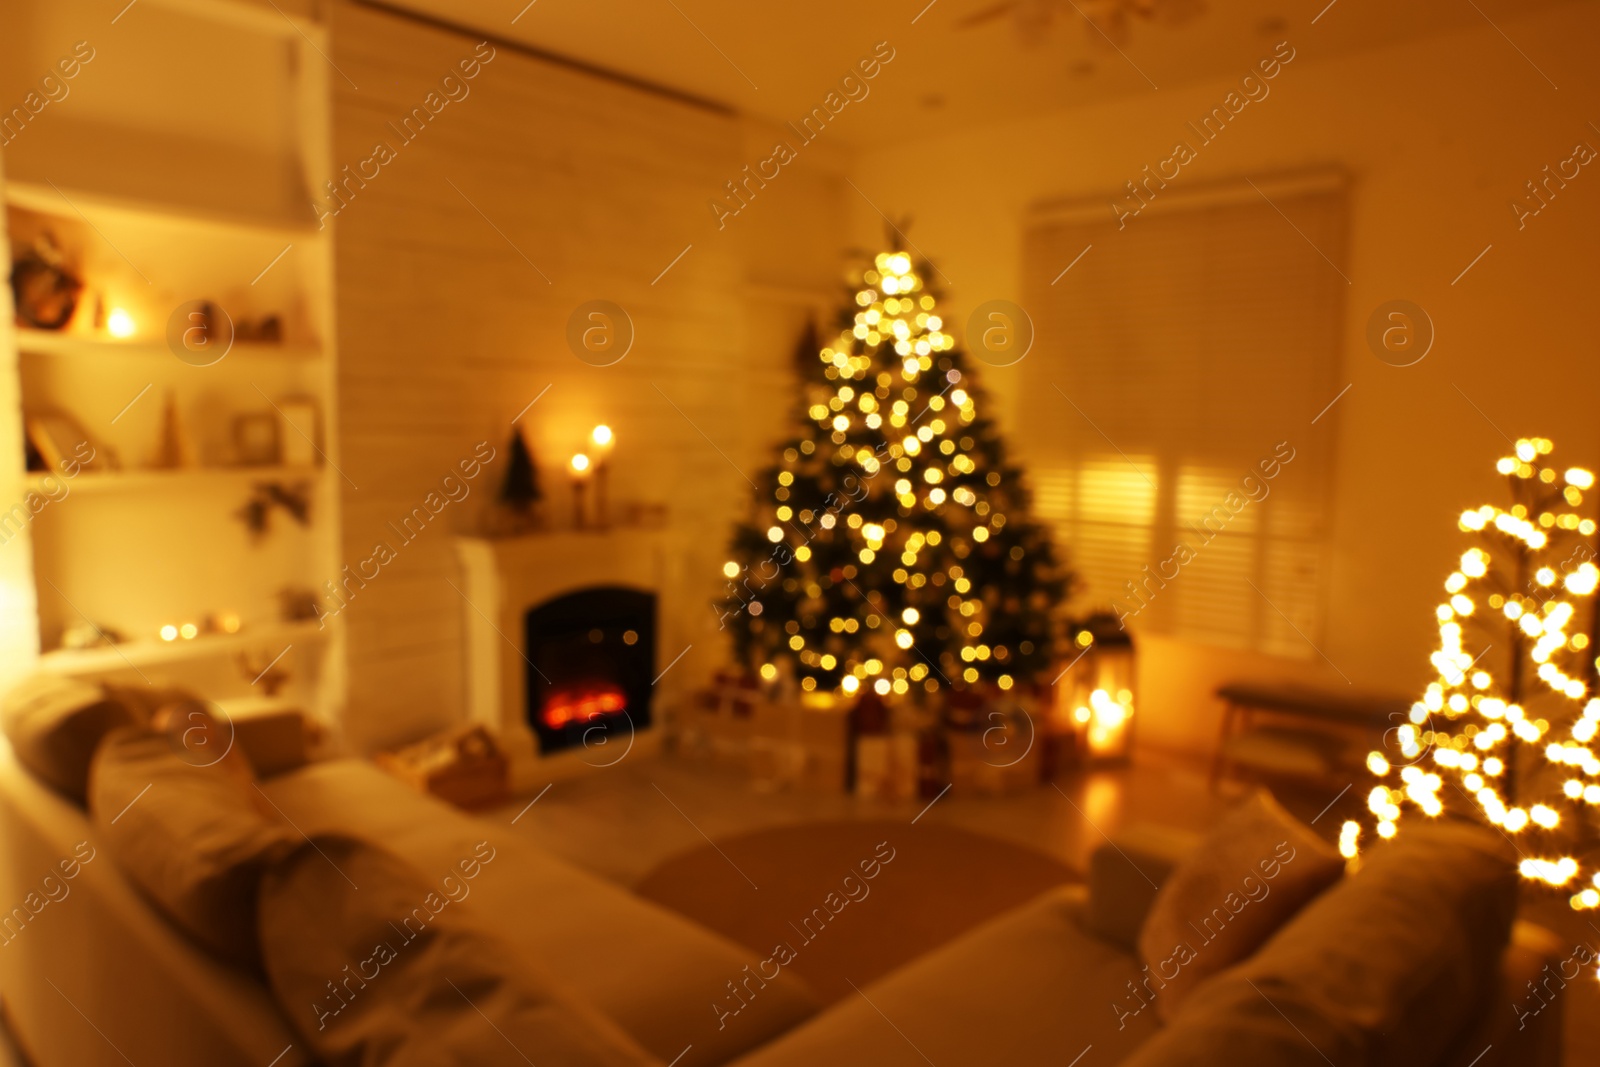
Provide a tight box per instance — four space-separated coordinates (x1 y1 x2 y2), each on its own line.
1211 682 1412 789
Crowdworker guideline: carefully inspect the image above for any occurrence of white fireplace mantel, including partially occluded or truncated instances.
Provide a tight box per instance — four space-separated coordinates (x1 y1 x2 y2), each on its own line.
454 527 667 788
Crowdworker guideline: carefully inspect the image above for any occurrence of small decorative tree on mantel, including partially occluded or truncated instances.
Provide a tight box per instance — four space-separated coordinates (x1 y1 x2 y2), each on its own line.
717 244 1072 705
1348 437 1600 919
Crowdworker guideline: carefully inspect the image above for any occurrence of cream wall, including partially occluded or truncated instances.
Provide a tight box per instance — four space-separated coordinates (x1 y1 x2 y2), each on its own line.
847 3 1600 753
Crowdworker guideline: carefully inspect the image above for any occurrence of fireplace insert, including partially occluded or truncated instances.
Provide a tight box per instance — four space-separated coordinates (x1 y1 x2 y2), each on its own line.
523 586 655 756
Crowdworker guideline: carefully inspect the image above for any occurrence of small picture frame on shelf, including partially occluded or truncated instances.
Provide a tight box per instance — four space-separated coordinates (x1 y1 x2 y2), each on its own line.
233 412 281 466
276 397 319 468
25 410 110 474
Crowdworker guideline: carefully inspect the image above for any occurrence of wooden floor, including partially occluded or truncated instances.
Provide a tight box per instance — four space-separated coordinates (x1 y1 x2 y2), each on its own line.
492 745 1236 886
494 744 1600 1066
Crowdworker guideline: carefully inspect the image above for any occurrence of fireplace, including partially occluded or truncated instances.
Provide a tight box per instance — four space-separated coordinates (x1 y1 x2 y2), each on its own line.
525 587 656 755
454 528 670 789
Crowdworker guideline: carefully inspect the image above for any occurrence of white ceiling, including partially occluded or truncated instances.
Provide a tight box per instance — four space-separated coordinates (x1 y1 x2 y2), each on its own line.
374 0 1570 141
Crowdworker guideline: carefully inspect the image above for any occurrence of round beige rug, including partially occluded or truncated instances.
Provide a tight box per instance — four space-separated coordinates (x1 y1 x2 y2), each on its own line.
633 819 1075 1003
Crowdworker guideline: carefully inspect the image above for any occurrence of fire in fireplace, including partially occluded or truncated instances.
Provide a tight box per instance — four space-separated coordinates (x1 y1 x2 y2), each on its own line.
523 587 655 755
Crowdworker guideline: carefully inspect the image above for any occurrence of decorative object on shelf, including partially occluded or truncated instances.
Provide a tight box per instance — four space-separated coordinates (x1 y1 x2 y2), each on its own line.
719 242 1073 706
60 619 123 650
233 412 281 466
105 306 137 339
373 724 509 810
1351 438 1600 922
204 612 243 635
153 391 197 469
166 298 234 366
236 480 313 540
589 424 614 528
279 586 322 623
235 314 283 343
491 427 544 533
275 396 320 467
569 451 591 529
1060 612 1137 763
238 648 291 696
159 621 201 642
9 230 82 330
24 410 109 474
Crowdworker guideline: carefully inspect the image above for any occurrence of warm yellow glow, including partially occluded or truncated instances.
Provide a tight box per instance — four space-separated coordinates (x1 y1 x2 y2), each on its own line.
107 308 136 338
179 622 198 640
759 663 777 680
1338 820 1361 859
590 424 613 448
160 624 178 642
1366 438 1600 915
723 561 740 579
570 453 591 474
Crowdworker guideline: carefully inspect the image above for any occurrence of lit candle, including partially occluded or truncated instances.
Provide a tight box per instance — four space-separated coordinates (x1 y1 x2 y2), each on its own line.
107 308 137 339
588 426 614 528
569 453 591 529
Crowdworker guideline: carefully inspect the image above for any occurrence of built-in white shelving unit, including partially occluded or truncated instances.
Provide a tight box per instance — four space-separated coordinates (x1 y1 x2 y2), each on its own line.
0 0 343 722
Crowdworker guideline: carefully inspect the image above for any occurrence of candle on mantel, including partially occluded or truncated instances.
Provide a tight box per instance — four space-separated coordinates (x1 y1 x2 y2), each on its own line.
570 452 591 529
589 425 613 527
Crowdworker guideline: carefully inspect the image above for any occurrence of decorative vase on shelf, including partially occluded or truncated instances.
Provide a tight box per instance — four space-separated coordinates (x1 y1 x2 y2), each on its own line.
153 391 197 469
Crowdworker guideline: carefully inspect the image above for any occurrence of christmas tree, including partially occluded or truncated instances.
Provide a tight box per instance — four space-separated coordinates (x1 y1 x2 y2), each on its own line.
499 428 543 512
1347 438 1600 916
718 246 1072 702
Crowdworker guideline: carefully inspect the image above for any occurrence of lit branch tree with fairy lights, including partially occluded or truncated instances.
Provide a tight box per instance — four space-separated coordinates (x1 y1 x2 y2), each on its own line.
1347 437 1600 915
717 246 1072 702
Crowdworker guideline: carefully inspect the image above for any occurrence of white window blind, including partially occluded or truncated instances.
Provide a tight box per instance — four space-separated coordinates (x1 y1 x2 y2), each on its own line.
1020 172 1347 655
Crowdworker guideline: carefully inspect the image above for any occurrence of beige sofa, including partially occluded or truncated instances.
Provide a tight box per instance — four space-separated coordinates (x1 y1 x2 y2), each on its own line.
0 743 1567 1067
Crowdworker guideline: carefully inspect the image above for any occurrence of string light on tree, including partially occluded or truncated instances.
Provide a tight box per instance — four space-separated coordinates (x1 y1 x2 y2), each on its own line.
719 245 1072 700
1346 438 1600 922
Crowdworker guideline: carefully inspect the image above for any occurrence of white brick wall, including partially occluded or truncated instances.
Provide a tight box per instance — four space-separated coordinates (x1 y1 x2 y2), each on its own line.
329 3 849 749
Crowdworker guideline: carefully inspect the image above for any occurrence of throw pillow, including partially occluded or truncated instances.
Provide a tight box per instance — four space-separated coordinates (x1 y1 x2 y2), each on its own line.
88 726 298 968
259 835 660 1067
1120 819 1518 1067
2 672 136 802
1136 790 1344 1022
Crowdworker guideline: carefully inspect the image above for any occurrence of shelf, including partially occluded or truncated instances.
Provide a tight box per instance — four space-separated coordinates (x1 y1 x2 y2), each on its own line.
15 329 321 363
39 618 327 676
4 179 319 241
26 466 322 495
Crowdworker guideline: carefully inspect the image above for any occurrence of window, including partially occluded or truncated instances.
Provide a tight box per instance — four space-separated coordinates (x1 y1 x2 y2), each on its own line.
1020 172 1347 655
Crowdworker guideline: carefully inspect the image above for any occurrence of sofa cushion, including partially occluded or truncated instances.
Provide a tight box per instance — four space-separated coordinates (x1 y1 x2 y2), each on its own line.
2 673 136 802
89 726 299 968
1137 790 1343 1020
259 835 661 1066
1121 819 1518 1067
729 885 1160 1067
261 760 821 1067
1085 823 1198 952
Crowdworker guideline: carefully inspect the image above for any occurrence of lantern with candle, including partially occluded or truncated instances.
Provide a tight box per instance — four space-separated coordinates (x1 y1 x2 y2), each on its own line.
1061 613 1137 764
